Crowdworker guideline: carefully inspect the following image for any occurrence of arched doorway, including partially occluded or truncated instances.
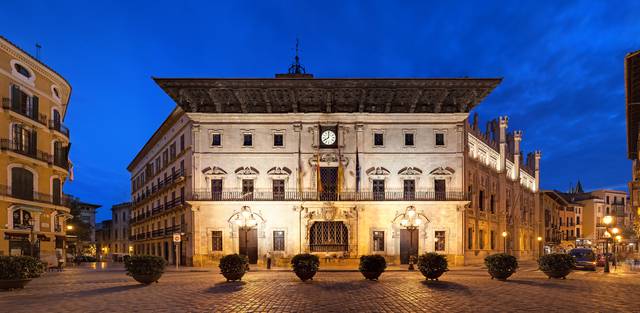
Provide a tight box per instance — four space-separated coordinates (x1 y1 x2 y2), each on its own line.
228 206 264 264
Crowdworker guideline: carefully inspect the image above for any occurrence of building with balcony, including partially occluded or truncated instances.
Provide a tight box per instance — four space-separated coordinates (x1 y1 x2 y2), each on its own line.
540 191 565 253
111 202 132 259
0 36 73 261
128 64 541 266
625 49 640 228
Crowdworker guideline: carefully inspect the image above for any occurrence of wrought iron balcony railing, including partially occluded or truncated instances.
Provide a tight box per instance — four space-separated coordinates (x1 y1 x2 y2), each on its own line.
131 197 184 224
132 169 185 206
0 184 72 207
190 189 468 202
49 120 70 137
2 98 47 125
1 139 52 164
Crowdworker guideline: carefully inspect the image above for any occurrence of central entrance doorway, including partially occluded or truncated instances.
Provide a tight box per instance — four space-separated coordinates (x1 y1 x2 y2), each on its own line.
239 227 258 264
400 229 418 264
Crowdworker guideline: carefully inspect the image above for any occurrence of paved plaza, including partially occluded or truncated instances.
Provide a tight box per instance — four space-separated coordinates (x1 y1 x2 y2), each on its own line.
1 264 639 312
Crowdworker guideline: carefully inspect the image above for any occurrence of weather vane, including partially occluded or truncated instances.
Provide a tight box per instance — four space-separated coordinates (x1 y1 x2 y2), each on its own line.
288 38 306 74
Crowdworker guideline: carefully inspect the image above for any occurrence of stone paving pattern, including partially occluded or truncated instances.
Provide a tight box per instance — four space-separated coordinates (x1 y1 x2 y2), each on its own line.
1 265 639 312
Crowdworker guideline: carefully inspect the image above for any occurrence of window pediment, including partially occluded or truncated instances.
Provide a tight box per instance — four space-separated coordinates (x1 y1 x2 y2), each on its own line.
235 166 259 176
398 167 423 176
366 167 390 176
202 166 227 176
267 167 292 176
429 166 455 176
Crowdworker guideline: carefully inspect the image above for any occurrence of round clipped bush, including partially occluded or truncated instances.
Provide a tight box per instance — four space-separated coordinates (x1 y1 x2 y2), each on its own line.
538 253 575 279
219 254 248 282
124 255 167 284
291 253 320 281
0 256 45 290
417 252 449 281
359 255 387 280
484 253 518 280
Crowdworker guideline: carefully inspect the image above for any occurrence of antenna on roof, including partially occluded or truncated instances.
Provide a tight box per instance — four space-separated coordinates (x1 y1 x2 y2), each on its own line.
288 38 306 75
35 43 42 60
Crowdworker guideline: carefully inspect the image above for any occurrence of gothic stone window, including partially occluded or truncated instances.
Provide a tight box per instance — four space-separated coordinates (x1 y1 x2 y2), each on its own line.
211 231 223 251
273 230 285 251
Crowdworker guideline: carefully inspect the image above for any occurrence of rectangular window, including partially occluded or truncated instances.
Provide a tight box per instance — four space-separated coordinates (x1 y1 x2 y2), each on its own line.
162 150 168 167
435 231 446 251
180 134 185 151
467 228 473 250
211 133 222 146
576 228 581 238
490 194 495 213
404 133 414 146
242 179 254 200
374 133 384 146
479 229 485 249
169 143 176 160
273 133 284 147
273 231 285 251
372 179 385 200
243 133 253 147
435 133 445 146
273 179 285 200
211 179 223 200
479 190 485 211
373 231 385 251
211 231 223 251
403 180 415 200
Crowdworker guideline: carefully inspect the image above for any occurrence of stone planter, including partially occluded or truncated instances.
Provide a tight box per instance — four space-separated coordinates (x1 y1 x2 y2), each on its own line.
420 269 446 281
222 271 245 282
131 273 163 285
542 269 572 279
361 271 383 281
294 269 317 281
0 279 31 290
488 269 515 281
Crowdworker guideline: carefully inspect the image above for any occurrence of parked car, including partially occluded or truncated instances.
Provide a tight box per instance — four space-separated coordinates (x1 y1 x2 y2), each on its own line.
568 248 596 271
73 255 98 263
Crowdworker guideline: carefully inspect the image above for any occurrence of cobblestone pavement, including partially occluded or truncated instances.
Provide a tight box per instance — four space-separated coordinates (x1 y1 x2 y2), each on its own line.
1 265 639 313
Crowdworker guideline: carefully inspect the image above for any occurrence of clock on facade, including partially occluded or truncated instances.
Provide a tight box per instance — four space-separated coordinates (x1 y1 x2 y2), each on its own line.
321 130 336 145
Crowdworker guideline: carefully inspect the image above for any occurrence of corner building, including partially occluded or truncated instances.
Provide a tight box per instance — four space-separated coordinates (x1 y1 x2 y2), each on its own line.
0 36 73 259
129 72 541 266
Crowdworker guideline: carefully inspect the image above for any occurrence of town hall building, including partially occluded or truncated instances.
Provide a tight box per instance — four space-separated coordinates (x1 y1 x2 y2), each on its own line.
128 63 541 266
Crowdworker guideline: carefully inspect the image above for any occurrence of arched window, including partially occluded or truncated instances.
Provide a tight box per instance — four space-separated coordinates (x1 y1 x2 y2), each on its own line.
12 209 32 229
11 167 34 200
14 63 31 78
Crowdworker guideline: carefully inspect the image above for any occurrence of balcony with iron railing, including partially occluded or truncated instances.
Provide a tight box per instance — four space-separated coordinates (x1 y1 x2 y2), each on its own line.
49 119 70 138
132 225 184 241
0 185 72 207
2 97 47 125
132 169 185 206
131 196 184 224
190 189 468 202
1 139 52 164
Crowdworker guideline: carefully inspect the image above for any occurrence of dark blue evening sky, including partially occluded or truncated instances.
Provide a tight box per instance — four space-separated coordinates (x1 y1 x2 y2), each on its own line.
3 1 639 222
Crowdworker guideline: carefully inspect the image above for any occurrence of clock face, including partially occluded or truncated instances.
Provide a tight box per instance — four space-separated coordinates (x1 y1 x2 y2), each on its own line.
321 130 337 146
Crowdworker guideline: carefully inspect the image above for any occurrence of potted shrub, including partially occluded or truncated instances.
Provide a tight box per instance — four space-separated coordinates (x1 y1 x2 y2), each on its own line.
538 253 575 279
0 256 45 290
219 254 248 282
291 253 319 281
124 255 167 284
417 252 449 281
484 253 518 280
359 255 387 280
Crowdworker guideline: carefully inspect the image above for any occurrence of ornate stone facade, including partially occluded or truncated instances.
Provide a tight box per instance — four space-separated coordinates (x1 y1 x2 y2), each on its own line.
129 75 542 266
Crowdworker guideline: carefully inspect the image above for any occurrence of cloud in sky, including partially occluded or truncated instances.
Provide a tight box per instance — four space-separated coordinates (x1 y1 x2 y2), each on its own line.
3 1 639 221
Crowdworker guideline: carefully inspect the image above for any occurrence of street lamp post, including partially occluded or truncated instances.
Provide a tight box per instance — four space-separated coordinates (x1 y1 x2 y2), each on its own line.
27 217 35 257
502 231 508 254
602 215 620 273
537 236 543 258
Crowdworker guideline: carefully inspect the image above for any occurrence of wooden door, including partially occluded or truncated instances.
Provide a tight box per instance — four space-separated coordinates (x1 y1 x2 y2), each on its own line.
400 229 418 264
239 227 258 264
